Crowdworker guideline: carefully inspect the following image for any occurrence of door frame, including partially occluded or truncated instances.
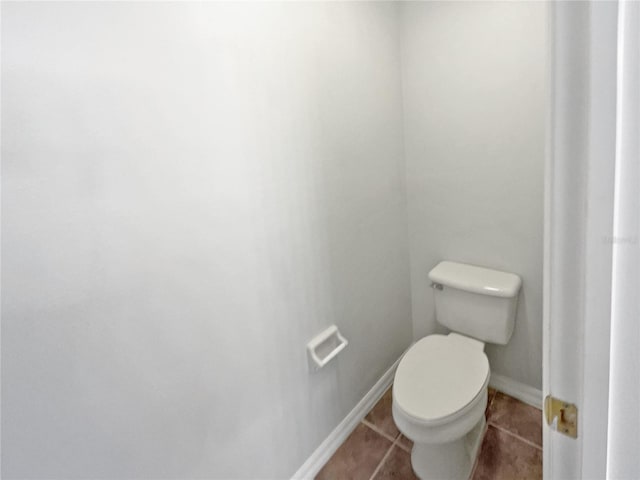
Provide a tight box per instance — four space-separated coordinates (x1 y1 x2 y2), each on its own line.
544 2 619 478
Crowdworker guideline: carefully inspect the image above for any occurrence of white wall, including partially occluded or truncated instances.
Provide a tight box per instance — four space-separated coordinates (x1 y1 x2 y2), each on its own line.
400 2 546 389
1 3 412 478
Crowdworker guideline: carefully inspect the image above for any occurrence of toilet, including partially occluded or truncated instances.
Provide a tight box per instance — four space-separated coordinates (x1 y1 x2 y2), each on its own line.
392 261 521 480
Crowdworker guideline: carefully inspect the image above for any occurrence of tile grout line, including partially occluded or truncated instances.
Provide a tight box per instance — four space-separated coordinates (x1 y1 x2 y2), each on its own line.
487 422 543 450
361 419 400 444
487 389 543 450
367 435 398 480
395 437 411 453
391 433 404 448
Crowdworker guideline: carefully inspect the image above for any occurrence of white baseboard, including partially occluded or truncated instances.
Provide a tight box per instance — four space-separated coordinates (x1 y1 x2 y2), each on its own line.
291 357 401 480
489 373 543 409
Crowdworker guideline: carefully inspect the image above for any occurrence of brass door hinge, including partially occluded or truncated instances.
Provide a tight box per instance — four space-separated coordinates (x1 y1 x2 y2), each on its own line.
544 395 578 438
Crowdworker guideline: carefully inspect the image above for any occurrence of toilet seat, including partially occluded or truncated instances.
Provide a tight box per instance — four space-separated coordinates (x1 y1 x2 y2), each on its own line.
394 333 489 425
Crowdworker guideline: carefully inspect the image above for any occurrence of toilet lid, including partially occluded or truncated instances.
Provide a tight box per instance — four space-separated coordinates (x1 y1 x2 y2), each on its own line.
394 334 489 422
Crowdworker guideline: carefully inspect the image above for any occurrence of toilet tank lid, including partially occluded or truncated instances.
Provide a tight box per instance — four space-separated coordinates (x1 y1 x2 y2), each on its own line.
428 261 522 298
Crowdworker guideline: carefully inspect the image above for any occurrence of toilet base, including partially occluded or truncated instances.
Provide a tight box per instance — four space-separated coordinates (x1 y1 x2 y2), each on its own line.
410 416 486 480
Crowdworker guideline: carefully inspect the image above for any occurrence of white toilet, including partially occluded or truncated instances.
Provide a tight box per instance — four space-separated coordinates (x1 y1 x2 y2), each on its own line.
392 261 521 480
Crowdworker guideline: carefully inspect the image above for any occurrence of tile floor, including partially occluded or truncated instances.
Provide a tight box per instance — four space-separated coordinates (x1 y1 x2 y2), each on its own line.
316 387 542 480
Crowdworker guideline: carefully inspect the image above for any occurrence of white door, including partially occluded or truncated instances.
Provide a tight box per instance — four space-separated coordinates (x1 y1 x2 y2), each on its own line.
546 1 640 478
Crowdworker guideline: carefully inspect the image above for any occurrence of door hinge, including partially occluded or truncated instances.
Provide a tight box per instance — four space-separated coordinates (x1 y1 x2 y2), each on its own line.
544 395 578 438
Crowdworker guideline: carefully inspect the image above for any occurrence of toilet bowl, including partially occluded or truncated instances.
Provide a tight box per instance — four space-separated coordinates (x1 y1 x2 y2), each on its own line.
392 261 521 480
392 333 489 479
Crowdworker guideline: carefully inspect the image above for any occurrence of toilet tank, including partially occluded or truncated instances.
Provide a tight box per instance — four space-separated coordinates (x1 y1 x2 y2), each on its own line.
428 261 522 345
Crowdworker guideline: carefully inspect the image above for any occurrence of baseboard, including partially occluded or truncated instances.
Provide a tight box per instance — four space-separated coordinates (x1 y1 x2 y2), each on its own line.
291 357 402 480
489 373 543 409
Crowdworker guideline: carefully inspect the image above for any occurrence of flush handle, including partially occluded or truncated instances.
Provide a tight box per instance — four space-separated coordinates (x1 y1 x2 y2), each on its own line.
431 282 443 290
